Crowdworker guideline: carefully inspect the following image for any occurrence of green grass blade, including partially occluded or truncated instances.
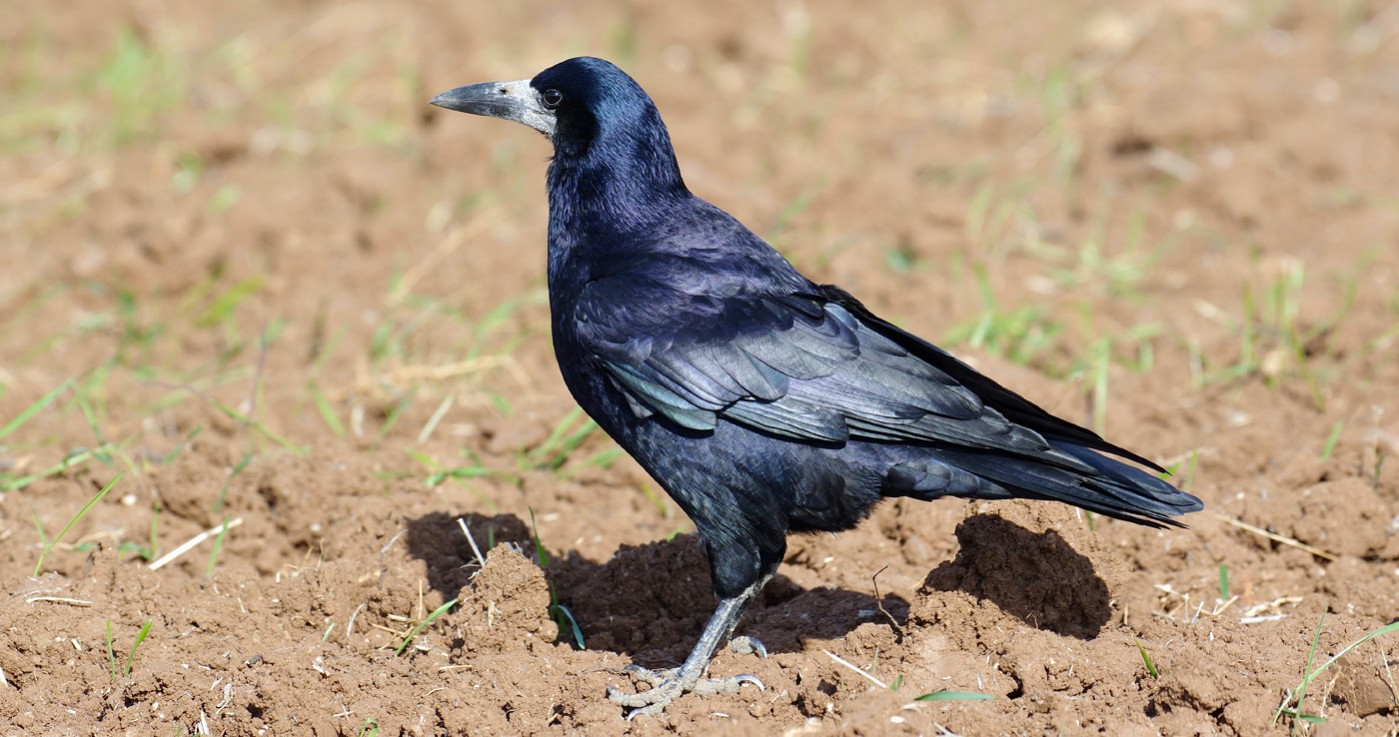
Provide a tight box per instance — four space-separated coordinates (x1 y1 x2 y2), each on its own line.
914 690 994 702
375 390 415 441
206 515 233 576
33 471 124 576
1294 611 1327 722
395 598 457 655
528 508 549 568
1320 420 1344 462
212 450 253 513
159 426 204 464
552 604 586 650
194 276 263 328
1276 616 1399 725
544 419 599 470
1135 638 1160 679
527 407 585 467
31 510 48 546
124 619 153 675
1275 611 1327 725
71 380 108 446
106 619 117 681
0 379 71 441
211 400 304 453
308 381 345 436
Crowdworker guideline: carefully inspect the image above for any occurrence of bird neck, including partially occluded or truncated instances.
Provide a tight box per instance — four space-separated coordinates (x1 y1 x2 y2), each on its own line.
546 119 689 230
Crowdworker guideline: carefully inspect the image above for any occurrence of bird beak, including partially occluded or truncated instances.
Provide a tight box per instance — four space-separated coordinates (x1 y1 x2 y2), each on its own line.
430 79 556 139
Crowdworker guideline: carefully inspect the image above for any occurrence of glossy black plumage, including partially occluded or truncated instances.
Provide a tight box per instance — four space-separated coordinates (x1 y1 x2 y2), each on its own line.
432 57 1202 717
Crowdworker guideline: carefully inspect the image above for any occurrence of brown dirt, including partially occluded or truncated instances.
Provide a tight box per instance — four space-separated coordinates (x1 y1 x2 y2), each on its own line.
3 0 1399 735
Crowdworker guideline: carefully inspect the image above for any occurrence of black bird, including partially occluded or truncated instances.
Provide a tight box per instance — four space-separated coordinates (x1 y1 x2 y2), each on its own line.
431 57 1202 717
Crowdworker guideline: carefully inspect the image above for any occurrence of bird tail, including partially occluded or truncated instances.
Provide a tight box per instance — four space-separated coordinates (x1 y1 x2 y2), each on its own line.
1045 441 1203 526
912 441 1203 529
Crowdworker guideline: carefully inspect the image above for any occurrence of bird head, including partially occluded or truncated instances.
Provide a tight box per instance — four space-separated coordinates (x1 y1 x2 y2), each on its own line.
431 57 665 160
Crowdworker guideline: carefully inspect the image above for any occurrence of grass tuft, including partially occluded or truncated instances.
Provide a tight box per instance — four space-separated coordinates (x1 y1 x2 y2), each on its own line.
33 472 124 576
943 263 1064 369
524 407 602 472
107 618 154 680
1274 614 1399 726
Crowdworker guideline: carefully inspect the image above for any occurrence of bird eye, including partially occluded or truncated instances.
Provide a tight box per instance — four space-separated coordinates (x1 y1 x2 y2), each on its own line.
541 88 564 109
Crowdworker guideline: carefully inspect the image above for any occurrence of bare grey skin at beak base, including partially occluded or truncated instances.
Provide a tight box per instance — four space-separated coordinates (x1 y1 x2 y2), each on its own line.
430 80 556 138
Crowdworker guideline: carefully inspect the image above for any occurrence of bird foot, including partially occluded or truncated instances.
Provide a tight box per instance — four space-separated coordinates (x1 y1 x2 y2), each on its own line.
728 635 768 658
608 665 764 718
615 663 676 687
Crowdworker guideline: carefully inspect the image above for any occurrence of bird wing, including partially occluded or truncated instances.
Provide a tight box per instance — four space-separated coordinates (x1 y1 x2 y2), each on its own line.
818 284 1168 471
573 277 1078 461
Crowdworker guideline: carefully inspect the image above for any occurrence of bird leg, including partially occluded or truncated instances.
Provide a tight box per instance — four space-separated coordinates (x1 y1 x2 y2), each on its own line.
608 576 770 718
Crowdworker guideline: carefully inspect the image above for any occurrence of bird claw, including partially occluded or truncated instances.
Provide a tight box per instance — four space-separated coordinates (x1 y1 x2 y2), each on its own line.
729 635 768 658
609 669 765 718
619 663 675 687
692 673 764 695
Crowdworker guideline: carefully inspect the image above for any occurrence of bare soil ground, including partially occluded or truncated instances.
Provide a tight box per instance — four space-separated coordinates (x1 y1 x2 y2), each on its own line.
2 1 1398 735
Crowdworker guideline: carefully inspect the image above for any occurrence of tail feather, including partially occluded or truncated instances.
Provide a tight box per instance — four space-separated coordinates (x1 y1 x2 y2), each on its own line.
1055 442 1202 514
901 442 1202 528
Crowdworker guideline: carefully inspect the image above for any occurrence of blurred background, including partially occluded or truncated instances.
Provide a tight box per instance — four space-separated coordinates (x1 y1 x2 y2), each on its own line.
3 1 1398 734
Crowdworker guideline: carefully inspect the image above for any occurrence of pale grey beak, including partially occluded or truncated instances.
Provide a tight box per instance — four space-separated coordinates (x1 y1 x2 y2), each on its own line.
430 79 556 138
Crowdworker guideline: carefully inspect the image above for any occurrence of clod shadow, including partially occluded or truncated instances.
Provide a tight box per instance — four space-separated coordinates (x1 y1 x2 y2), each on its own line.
404 511 536 597
404 512 907 665
922 514 1111 639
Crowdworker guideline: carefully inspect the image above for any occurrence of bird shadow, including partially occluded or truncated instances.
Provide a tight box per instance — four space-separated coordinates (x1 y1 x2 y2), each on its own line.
403 511 908 666
404 510 1110 656
921 513 1112 640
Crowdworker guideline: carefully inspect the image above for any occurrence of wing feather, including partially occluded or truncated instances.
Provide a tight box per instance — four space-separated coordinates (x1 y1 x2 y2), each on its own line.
577 281 1072 460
